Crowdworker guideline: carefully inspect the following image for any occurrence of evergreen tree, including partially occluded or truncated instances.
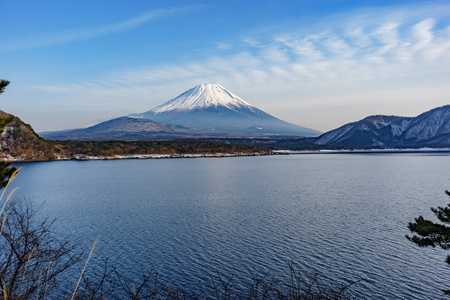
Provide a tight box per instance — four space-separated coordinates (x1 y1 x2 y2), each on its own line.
0 79 9 94
0 79 17 187
407 190 450 294
0 162 17 188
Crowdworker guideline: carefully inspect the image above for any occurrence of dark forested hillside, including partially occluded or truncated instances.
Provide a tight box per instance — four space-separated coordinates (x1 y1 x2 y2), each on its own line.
51 140 271 158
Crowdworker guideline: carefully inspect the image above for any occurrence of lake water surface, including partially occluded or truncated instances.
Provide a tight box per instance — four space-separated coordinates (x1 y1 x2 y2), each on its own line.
10 153 450 299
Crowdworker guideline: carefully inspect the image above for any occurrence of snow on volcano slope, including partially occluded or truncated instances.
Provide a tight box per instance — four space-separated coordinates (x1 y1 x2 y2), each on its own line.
151 84 255 113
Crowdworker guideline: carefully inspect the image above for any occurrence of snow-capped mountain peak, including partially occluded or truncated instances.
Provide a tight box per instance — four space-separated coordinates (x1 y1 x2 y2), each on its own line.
151 83 254 114
128 83 322 137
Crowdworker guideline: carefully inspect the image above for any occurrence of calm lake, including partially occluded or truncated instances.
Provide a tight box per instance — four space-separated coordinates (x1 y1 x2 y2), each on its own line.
9 153 450 299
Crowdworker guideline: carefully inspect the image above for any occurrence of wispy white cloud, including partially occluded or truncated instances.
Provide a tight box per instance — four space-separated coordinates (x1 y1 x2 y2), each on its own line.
216 42 231 49
0 6 198 52
261 46 290 64
36 14 450 95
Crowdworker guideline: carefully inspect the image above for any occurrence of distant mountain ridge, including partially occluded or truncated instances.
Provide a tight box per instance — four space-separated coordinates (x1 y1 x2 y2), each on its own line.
41 117 174 140
314 105 450 148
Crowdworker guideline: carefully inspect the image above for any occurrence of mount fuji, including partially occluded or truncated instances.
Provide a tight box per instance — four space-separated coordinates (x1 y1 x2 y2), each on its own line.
129 84 321 137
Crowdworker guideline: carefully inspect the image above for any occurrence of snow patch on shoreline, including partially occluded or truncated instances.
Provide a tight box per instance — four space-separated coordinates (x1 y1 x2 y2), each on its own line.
1 152 271 162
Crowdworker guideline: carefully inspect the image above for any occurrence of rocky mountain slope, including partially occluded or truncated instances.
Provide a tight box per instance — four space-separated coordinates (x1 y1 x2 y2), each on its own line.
0 110 55 161
315 105 450 148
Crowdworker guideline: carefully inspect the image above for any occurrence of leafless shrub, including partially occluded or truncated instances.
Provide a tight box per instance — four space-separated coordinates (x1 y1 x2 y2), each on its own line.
0 199 82 299
271 261 360 300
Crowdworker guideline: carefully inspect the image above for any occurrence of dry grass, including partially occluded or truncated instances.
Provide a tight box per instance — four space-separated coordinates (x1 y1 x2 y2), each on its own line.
71 237 101 300
65 259 358 300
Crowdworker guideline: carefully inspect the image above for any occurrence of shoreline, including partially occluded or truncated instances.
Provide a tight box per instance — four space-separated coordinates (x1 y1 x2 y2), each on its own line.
3 147 450 162
273 148 450 154
2 151 273 162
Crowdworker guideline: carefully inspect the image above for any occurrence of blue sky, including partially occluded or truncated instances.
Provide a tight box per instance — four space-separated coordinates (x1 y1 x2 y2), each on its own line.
1 0 450 132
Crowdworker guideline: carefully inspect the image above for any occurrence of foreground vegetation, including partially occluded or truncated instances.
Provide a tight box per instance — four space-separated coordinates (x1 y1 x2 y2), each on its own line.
407 190 450 295
0 202 357 300
0 199 357 299
63 259 358 300
0 163 356 299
